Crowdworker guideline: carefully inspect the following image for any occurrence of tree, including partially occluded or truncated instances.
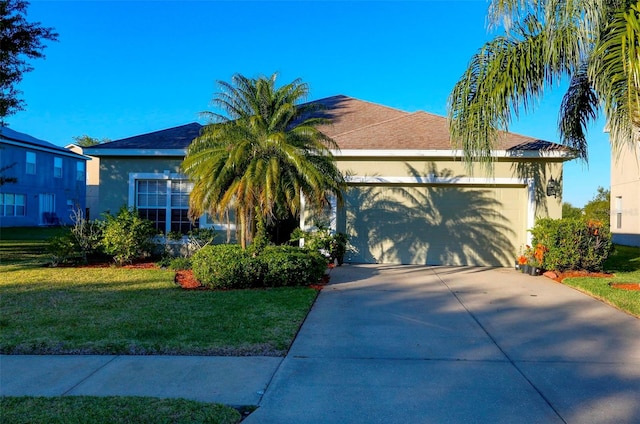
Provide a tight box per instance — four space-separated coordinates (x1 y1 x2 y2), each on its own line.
448 0 640 167
1 0 58 121
72 135 110 147
583 186 611 226
562 202 583 219
182 73 346 249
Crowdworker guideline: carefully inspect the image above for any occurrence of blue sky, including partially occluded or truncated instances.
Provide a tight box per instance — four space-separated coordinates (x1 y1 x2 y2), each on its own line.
9 0 611 207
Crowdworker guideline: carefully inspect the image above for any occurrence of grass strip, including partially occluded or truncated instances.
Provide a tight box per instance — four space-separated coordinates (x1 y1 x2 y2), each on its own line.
562 245 640 318
0 396 241 424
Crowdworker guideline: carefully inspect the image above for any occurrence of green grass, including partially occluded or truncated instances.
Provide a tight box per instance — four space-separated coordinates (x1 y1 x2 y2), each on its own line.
0 396 241 424
561 245 640 318
0 228 318 356
0 226 67 266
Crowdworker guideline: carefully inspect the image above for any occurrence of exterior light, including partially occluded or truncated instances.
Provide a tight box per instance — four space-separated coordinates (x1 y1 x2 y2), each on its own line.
546 177 559 198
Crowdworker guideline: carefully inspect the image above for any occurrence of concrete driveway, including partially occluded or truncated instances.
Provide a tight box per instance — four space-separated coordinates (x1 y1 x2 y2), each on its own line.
245 265 640 424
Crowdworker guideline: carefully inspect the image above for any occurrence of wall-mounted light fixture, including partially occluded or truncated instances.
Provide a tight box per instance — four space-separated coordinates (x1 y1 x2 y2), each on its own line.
546 177 559 198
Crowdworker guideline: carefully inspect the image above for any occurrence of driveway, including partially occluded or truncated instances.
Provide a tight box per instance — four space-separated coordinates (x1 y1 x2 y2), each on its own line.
245 265 640 424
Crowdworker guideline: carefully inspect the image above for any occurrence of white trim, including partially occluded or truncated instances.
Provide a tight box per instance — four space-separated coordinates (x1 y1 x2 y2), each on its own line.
85 148 186 157
345 175 530 185
331 149 575 160
1 138 88 160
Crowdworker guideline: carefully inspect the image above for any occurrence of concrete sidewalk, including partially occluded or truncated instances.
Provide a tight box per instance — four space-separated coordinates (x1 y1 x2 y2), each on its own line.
0 355 281 407
2 265 639 423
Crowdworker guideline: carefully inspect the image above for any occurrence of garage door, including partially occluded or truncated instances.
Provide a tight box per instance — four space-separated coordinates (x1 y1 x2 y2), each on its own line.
339 184 527 266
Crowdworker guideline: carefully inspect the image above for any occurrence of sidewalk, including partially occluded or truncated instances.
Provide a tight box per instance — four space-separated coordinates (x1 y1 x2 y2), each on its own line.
0 355 281 407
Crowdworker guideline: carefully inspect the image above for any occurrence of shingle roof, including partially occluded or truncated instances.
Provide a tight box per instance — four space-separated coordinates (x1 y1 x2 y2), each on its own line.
0 126 84 156
308 95 567 152
86 96 570 155
90 123 203 150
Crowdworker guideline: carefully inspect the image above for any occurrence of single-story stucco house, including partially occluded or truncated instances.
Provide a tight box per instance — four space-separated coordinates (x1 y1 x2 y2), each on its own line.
610 142 640 247
83 95 575 266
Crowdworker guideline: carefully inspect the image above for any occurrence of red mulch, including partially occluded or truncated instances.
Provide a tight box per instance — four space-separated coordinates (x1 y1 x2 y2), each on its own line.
544 270 614 283
543 270 640 291
609 283 640 291
174 269 204 290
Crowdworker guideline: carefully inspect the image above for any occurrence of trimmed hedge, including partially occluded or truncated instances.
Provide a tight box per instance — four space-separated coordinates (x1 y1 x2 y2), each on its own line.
531 217 612 272
191 244 328 290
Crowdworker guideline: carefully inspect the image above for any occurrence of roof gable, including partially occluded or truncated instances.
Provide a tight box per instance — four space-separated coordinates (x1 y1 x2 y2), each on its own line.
90 123 202 150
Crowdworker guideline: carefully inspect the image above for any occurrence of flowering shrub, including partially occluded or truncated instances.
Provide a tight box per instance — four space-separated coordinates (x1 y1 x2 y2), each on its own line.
530 217 612 272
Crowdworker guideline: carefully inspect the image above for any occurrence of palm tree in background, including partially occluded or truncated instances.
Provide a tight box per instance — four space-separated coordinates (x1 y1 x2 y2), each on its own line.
182 73 345 248
448 0 640 167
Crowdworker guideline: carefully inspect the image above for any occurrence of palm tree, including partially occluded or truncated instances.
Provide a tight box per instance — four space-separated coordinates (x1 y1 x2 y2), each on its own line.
182 73 345 248
448 0 640 167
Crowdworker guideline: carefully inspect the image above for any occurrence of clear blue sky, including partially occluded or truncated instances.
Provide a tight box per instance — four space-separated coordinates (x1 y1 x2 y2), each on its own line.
9 0 611 207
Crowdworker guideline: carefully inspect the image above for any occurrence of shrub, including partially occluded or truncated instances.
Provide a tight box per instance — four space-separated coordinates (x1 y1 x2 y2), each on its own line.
259 246 328 287
169 256 192 271
192 244 328 289
46 231 79 266
191 245 263 289
101 207 156 265
69 207 103 263
291 226 349 265
531 217 612 272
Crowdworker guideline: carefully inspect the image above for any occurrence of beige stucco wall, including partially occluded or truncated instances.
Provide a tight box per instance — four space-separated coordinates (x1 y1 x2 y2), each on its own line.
610 143 640 246
96 156 184 216
67 144 101 219
334 156 564 220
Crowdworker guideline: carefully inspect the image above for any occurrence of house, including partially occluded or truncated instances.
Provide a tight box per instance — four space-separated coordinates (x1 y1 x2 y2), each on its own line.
610 142 640 246
0 127 88 227
66 143 100 220
84 95 576 266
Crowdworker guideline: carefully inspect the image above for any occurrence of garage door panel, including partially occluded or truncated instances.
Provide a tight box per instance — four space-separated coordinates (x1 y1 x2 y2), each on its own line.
342 185 525 266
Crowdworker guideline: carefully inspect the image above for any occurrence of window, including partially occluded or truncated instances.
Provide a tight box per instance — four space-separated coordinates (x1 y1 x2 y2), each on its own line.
135 179 197 234
26 152 36 175
54 157 63 178
77 161 85 181
0 193 26 217
616 196 623 229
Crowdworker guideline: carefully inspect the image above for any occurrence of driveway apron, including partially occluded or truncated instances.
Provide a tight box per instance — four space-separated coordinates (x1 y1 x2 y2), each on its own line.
245 265 640 424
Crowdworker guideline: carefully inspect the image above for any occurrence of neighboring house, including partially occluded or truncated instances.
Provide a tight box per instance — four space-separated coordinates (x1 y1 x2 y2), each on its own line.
84 95 576 266
0 127 88 227
66 144 100 220
610 142 640 246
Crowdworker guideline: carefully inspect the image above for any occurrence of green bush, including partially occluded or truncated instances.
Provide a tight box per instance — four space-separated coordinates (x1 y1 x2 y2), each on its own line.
531 217 612 272
191 245 262 289
101 207 156 266
192 244 328 290
259 246 328 287
169 257 192 271
46 232 79 266
290 226 349 265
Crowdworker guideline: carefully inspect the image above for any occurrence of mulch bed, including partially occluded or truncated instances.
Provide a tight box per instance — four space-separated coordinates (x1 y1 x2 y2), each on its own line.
543 270 640 291
75 260 333 291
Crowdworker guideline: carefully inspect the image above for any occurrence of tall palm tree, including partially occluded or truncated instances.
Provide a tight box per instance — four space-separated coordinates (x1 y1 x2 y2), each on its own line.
448 0 640 167
182 73 345 248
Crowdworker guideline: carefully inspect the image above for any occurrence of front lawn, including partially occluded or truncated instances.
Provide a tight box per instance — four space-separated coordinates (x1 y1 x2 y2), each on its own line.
561 245 640 318
0 228 318 356
0 396 241 424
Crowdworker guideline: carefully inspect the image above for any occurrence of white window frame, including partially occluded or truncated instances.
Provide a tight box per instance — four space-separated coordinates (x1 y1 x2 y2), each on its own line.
76 161 85 181
26 152 36 175
616 196 623 229
0 193 26 217
128 172 199 234
54 157 63 178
